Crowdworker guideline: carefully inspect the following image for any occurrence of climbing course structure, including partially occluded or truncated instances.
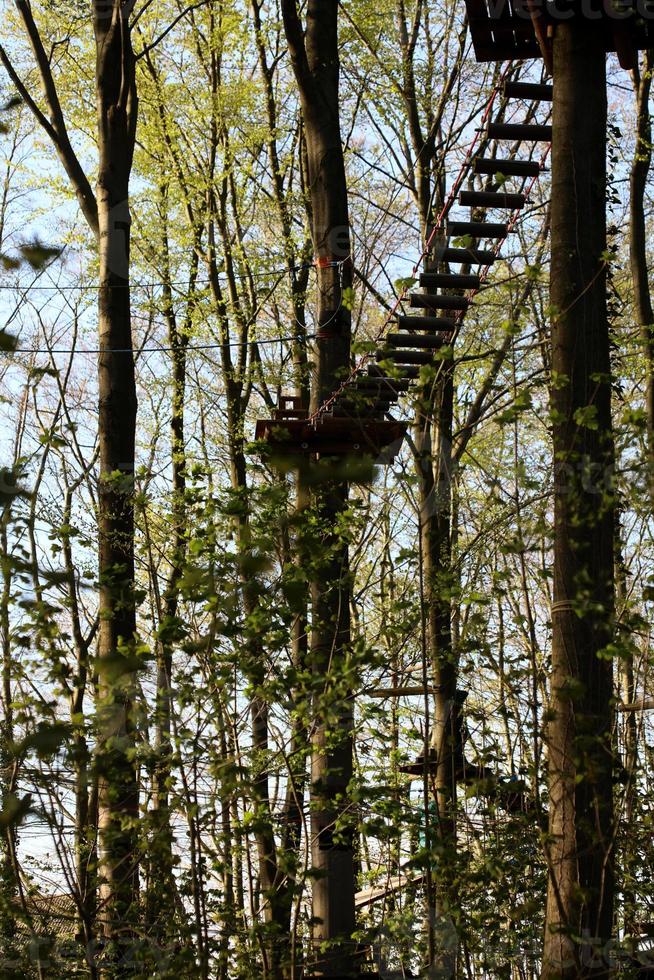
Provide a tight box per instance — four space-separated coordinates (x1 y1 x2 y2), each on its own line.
255 5 654 977
464 8 653 980
466 0 654 68
256 72 553 460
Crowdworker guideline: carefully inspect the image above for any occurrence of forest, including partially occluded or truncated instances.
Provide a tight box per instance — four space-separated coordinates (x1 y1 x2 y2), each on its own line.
0 1 652 978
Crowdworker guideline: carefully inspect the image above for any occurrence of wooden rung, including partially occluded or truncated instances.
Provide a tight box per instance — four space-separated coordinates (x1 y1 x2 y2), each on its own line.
367 686 439 697
386 333 445 349
333 402 392 415
473 157 541 178
487 122 552 142
447 220 509 239
368 364 420 379
352 378 411 393
619 697 654 713
337 394 398 407
460 190 525 209
436 246 496 265
340 382 397 397
376 350 437 366
410 292 469 311
397 314 457 332
419 273 480 290
328 408 389 420
503 81 553 102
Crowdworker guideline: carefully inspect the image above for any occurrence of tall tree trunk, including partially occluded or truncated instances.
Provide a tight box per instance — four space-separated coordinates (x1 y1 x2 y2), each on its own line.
282 2 355 974
145 200 198 945
623 51 654 945
630 49 654 495
416 317 458 976
542 23 615 979
0 498 19 970
93 1 140 964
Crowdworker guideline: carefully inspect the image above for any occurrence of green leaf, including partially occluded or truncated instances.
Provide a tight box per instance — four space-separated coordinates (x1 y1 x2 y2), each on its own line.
0 330 17 352
341 286 356 311
573 405 598 430
0 793 32 829
19 239 63 269
13 722 72 760
0 253 21 271
394 276 418 293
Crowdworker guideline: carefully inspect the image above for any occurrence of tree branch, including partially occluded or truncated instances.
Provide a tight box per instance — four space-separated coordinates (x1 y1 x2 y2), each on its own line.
135 0 211 60
280 0 310 84
4 2 98 234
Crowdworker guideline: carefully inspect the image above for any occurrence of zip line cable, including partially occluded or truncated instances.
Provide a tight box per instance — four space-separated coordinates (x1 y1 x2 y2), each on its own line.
0 261 316 292
4 266 318 356
8 332 318 356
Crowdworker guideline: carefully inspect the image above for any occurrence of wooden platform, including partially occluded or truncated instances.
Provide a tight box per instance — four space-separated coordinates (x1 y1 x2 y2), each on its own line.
466 0 654 68
255 416 407 459
256 393 407 459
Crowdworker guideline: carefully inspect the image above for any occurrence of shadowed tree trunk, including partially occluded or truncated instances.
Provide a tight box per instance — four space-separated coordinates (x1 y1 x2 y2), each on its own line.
93 4 140 963
0 1 140 966
621 44 654 949
542 22 615 979
630 49 654 494
281 2 355 975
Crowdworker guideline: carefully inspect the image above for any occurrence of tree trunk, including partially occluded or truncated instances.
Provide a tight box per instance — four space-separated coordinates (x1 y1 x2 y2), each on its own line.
542 23 615 979
0 499 19 971
282 2 355 974
625 48 654 943
93 1 140 965
629 49 654 497
416 328 458 976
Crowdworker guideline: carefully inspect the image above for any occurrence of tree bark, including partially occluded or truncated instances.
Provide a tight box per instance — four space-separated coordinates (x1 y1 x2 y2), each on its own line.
282 2 355 975
92 1 140 966
542 23 615 979
416 338 458 976
629 50 654 497
3 1 142 965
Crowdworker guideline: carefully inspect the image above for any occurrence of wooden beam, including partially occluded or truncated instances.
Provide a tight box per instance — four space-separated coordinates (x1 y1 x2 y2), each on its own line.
366 686 439 698
355 868 425 908
619 697 654 713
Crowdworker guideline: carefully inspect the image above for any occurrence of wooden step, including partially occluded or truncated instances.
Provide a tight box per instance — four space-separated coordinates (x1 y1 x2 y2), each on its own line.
376 350 437 366
337 392 398 407
460 190 525 209
368 364 420 380
436 246 496 266
487 122 552 142
352 378 411 393
329 407 390 419
335 399 394 412
419 273 480 290
397 314 457 332
447 220 508 239
387 333 445 349
473 157 541 178
409 293 469 312
503 81 553 102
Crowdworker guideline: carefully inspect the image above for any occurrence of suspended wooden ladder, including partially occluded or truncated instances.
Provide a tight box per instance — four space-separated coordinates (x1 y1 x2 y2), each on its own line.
256 72 553 460
257 4 654 929
256 1 654 462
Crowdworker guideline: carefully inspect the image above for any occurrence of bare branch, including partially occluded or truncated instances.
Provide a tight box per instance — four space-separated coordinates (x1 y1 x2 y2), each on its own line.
135 0 212 60
2 3 98 234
